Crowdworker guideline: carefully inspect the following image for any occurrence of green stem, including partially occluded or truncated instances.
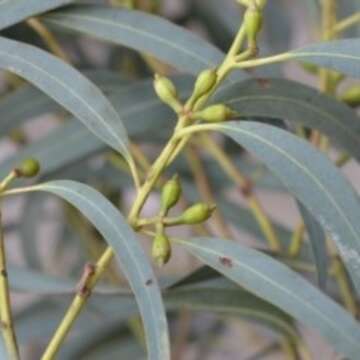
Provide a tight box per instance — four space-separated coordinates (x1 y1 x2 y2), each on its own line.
0 213 20 360
333 12 360 35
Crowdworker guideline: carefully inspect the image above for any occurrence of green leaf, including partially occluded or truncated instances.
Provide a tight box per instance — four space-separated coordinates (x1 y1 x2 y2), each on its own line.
209 121 360 295
0 36 130 160
0 77 194 178
42 5 244 80
166 279 298 339
297 202 328 289
213 78 360 161
0 0 75 30
9 180 170 360
175 236 360 359
290 39 360 78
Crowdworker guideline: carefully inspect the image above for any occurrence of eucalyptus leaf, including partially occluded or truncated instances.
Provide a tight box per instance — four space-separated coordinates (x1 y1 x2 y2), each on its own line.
298 202 328 289
0 36 130 160
210 121 360 294
213 78 360 161
9 180 170 360
0 77 194 179
0 0 75 31
175 237 360 359
289 39 360 78
42 5 245 81
42 5 222 73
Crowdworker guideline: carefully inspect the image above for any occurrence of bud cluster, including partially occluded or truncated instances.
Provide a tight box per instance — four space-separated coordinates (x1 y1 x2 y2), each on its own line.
147 175 216 267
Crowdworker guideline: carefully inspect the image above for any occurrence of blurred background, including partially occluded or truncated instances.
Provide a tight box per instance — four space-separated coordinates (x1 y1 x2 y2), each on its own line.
0 0 359 359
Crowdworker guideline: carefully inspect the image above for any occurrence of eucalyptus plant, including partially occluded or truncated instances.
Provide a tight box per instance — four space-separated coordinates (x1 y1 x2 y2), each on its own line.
0 0 359 359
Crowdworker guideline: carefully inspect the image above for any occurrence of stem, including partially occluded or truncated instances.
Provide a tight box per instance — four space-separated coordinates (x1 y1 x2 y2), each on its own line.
0 213 19 360
39 19 259 358
200 134 281 251
27 18 70 62
41 115 188 359
288 223 305 257
185 146 232 238
333 12 360 35
0 171 17 194
330 256 357 317
233 52 292 70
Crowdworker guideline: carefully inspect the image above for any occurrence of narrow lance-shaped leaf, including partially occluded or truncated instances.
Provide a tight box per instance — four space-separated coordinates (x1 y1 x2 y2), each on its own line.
205 121 360 295
0 0 75 31
42 5 245 81
289 39 360 78
175 237 360 360
6 180 170 360
213 78 360 161
297 201 328 289
0 77 194 179
0 36 130 161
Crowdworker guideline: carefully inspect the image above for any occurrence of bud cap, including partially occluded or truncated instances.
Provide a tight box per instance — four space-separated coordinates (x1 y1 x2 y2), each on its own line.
152 233 171 266
195 104 237 123
154 74 182 113
18 158 40 178
341 86 360 107
180 203 216 225
191 69 217 103
161 174 182 213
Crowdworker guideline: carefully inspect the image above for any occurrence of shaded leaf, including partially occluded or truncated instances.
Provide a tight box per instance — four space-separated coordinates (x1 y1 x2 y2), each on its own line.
175 236 360 359
210 121 360 294
8 180 170 360
298 202 328 289
290 39 360 78
0 36 130 159
213 78 360 161
0 0 75 31
43 5 245 80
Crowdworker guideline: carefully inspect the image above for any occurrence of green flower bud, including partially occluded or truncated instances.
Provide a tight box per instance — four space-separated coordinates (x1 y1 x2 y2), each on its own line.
161 175 182 213
179 203 216 225
237 0 267 9
154 74 182 113
194 104 237 123
300 62 319 75
244 7 263 47
18 158 40 178
191 69 218 103
236 0 251 7
340 86 360 107
152 233 171 266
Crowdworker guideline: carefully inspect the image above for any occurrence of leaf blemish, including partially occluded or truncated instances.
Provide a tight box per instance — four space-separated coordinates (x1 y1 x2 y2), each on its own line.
219 257 233 268
256 78 271 89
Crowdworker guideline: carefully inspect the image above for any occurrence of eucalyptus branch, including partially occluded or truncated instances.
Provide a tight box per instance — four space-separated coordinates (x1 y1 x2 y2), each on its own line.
0 213 20 360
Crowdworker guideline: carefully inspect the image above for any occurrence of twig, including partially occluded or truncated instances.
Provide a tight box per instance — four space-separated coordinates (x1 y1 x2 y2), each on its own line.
27 18 70 63
200 134 282 251
0 212 20 360
185 145 233 238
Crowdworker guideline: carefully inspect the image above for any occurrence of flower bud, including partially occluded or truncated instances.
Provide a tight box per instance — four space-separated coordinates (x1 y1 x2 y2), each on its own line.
161 175 182 213
18 158 40 178
154 74 182 113
340 86 360 107
152 233 171 266
191 69 218 103
237 0 267 9
244 7 263 47
194 104 237 123
179 203 216 225
300 62 319 75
